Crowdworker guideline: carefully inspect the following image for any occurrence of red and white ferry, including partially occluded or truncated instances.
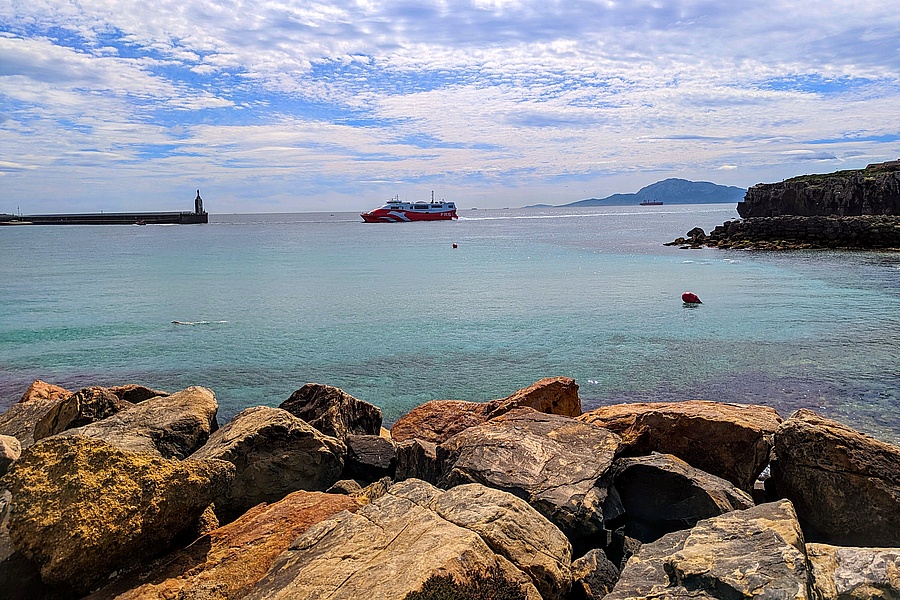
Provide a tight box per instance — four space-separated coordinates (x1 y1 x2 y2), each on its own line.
361 193 458 223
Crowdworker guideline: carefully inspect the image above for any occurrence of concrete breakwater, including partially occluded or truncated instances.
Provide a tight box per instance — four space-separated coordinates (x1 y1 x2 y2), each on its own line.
2 377 900 599
0 191 208 225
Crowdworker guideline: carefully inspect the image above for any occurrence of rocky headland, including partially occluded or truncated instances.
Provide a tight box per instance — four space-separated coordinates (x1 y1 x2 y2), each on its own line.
670 160 900 250
2 377 900 599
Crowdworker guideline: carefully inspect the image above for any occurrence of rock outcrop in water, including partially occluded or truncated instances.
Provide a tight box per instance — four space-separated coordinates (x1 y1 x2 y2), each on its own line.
737 161 900 218
2 378 900 599
672 161 900 250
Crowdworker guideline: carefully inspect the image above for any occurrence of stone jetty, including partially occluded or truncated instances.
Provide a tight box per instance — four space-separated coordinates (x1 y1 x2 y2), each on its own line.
2 377 900 599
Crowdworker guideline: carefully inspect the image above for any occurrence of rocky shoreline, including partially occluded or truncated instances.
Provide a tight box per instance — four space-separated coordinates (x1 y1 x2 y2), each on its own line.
2 377 900 599
667 214 900 250
672 160 900 251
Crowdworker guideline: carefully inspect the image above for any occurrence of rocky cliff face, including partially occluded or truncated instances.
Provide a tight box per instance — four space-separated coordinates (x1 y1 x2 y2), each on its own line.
737 161 900 218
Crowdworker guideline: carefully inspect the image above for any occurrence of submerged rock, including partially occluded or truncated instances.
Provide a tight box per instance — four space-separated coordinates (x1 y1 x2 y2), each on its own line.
2 436 234 594
391 376 582 445
579 400 781 491
190 406 345 521
771 408 900 546
279 383 382 440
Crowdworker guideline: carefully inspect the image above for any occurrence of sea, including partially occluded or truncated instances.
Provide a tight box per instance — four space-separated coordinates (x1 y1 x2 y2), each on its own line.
2 204 899 443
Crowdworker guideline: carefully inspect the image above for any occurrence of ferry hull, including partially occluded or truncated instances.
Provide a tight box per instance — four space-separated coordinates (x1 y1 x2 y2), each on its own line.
360 209 457 223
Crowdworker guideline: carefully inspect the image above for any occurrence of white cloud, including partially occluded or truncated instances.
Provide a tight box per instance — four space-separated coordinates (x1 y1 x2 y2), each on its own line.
1 0 899 211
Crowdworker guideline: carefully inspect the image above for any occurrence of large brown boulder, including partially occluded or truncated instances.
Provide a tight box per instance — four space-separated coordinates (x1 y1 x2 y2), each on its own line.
17 380 71 405
88 490 360 600
391 376 582 444
1 436 234 594
605 500 810 599
245 479 568 600
190 406 346 521
57 386 219 459
279 383 382 440
438 408 622 541
771 409 900 546
571 548 619 600
395 438 440 483
0 381 72 450
33 386 133 441
806 543 900 600
579 400 782 491
609 453 754 542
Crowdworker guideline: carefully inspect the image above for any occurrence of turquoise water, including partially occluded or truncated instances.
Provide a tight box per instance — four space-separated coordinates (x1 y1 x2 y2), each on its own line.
2 205 899 442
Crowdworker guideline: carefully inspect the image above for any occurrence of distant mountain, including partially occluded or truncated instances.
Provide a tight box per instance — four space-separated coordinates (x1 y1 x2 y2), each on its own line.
560 178 746 207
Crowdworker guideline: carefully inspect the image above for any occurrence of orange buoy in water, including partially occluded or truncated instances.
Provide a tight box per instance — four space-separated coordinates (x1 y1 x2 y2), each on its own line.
682 291 702 304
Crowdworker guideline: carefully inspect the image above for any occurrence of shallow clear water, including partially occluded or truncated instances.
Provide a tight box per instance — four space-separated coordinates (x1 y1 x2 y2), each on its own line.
2 205 899 442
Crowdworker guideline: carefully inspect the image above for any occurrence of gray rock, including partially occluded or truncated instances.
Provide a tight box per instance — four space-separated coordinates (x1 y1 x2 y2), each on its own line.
605 500 810 600
107 384 169 404
609 453 754 542
395 437 439 483
343 434 396 483
245 479 564 600
57 386 219 459
0 435 21 476
571 548 619 600
279 383 382 440
771 409 900 546
33 386 133 441
190 406 345 521
0 399 62 450
437 408 622 542
807 543 900 600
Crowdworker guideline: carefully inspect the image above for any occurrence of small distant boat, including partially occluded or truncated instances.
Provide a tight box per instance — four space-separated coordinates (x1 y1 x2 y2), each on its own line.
639 201 664 206
361 192 458 223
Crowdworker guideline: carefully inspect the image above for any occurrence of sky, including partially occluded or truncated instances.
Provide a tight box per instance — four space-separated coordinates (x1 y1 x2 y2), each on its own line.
1 1 899 213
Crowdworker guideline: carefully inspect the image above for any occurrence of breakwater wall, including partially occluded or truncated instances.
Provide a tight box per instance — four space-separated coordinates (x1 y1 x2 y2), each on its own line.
0 211 208 225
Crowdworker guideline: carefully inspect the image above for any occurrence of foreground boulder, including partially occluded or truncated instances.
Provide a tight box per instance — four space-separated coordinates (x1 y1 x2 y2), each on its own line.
571 548 620 599
806 543 900 600
771 409 900 546
392 377 582 444
0 436 20 476
190 406 346 521
579 400 781 491
0 381 71 449
609 453 754 542
57 386 219 459
279 383 382 440
1 436 234 594
343 434 397 483
88 491 360 600
438 408 622 542
107 384 168 404
246 479 570 600
33 386 133 441
605 500 810 599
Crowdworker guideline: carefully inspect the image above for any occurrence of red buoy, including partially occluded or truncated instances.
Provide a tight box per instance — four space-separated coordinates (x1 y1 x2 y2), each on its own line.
682 291 702 304
452 243 458 249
